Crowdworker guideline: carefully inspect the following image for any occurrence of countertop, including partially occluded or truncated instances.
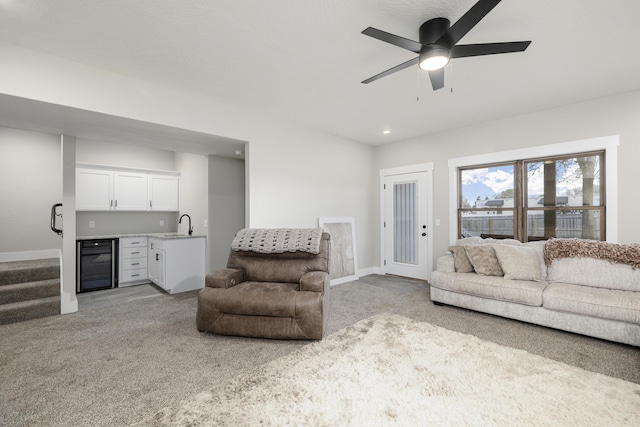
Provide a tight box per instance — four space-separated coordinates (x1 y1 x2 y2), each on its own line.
76 233 206 241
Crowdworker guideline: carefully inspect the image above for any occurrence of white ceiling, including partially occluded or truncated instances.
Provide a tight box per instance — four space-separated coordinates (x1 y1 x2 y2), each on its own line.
1 0 640 151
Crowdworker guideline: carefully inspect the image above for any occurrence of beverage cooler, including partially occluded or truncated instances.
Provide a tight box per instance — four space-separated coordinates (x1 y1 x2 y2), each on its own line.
76 239 117 293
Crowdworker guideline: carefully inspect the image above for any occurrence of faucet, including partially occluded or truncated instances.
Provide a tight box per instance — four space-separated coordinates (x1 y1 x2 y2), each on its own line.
179 214 193 235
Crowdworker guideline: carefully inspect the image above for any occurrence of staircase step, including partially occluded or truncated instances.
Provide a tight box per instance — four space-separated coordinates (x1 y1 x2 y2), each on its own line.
0 296 61 326
0 279 60 305
0 258 60 286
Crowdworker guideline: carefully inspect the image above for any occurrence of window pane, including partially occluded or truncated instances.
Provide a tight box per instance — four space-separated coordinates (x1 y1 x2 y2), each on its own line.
461 164 515 209
461 210 515 239
526 155 600 208
527 209 601 240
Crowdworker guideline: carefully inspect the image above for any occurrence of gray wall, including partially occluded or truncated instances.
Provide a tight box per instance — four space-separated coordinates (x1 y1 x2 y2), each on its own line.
374 90 640 267
208 155 245 271
0 127 62 255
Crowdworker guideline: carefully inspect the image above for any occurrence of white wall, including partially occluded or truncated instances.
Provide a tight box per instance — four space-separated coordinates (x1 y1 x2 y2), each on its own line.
374 90 640 266
0 127 62 255
0 42 377 272
75 138 179 236
208 155 245 271
76 138 175 170
175 152 209 267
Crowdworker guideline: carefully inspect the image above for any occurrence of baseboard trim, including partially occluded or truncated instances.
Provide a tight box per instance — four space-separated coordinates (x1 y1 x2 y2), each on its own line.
0 249 61 263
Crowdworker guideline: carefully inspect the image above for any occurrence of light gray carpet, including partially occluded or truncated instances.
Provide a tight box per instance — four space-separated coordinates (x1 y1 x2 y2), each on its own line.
135 313 640 426
0 275 638 426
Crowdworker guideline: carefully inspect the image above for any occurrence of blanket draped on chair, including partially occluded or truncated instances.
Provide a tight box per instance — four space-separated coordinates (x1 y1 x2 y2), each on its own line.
231 228 324 254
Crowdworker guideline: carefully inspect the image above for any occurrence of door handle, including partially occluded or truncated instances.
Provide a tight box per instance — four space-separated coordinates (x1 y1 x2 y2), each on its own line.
422 233 427 237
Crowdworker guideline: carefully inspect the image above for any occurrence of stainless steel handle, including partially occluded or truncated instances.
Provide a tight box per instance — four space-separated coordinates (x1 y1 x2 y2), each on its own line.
131 262 140 266
156 254 159 261
132 251 140 255
115 200 118 208
131 274 140 277
132 241 140 245
150 200 152 208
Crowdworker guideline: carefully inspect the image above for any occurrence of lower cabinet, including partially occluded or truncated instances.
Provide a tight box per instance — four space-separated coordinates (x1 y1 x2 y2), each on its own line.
119 237 149 287
148 237 205 294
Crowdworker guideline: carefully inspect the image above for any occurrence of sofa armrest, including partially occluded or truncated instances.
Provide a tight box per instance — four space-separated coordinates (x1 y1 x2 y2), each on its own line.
436 254 455 273
299 271 329 293
205 268 244 289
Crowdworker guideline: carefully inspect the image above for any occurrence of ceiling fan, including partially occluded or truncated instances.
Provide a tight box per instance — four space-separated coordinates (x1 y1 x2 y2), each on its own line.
361 0 531 90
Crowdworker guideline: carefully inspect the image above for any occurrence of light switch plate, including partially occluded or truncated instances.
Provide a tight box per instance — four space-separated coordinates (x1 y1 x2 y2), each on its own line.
204 219 208 228
159 220 165 227
89 221 95 229
435 219 441 227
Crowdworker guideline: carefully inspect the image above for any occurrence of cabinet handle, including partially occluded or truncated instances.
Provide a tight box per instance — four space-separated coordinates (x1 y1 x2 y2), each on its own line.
156 254 159 261
115 199 118 208
150 201 152 208
131 274 140 277
110 200 113 207
131 262 140 266
132 251 140 255
132 241 140 245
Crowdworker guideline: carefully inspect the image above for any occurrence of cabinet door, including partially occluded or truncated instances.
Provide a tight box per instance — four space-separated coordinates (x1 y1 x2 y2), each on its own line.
148 240 166 288
149 175 179 211
76 169 113 210
114 172 148 210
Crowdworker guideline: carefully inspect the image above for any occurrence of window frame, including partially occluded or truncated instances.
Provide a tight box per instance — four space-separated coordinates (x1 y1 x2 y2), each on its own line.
447 136 619 245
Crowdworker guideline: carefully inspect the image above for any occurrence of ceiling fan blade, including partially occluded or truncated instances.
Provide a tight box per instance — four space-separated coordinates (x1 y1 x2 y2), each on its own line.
436 0 501 47
451 41 531 58
428 69 445 91
361 57 419 84
362 27 422 53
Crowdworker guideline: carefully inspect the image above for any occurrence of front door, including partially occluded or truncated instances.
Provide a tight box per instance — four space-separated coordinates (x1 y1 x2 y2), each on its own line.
383 172 429 280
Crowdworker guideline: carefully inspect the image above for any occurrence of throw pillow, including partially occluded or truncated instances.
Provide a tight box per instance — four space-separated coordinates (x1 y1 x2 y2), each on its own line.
464 245 504 276
494 244 545 281
447 246 475 273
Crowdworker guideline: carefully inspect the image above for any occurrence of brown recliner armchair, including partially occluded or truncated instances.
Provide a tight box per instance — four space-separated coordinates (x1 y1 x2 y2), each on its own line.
196 231 330 340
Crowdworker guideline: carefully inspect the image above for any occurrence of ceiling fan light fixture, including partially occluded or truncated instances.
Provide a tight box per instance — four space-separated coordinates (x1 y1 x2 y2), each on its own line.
419 46 450 71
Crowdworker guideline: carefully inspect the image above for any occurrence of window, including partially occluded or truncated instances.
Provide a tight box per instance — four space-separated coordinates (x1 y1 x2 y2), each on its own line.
457 151 606 242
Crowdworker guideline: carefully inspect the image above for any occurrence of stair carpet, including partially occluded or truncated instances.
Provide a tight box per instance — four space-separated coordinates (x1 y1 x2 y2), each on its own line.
0 258 61 325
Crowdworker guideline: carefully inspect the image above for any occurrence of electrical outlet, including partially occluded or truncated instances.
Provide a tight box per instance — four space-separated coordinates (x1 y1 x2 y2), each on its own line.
159 220 165 227
204 219 208 228
435 219 441 227
89 221 95 229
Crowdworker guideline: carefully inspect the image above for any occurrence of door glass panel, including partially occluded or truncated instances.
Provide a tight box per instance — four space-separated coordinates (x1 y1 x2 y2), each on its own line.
393 182 417 264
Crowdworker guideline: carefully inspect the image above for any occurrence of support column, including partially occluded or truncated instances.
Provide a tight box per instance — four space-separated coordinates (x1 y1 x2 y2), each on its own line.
61 135 77 314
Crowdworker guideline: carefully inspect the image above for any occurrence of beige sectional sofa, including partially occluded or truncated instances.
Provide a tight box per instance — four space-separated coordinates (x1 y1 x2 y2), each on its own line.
430 237 640 346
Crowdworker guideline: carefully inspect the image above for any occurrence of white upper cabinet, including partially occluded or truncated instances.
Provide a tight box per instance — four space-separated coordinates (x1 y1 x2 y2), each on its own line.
149 175 179 211
76 164 179 211
114 172 148 210
76 168 113 210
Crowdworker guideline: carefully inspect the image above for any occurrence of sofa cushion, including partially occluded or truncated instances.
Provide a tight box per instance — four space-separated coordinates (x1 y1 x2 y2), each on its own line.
543 283 640 325
448 246 474 273
547 258 640 292
430 271 546 306
464 245 504 276
494 244 546 282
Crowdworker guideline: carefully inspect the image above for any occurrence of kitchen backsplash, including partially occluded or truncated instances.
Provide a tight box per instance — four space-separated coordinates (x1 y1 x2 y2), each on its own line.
76 211 179 236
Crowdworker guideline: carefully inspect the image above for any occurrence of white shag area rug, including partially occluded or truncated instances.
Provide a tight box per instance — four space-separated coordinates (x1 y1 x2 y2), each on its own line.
135 314 640 426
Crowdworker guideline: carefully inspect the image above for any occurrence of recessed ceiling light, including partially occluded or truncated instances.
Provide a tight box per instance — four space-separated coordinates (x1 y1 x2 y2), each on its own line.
383 130 391 134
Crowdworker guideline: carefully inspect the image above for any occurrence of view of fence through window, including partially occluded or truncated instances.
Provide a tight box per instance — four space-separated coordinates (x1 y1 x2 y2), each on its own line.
458 152 604 241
